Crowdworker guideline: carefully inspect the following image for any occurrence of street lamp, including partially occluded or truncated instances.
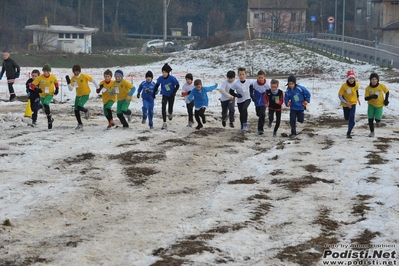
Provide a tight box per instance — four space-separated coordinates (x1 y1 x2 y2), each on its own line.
335 0 337 35
341 0 345 58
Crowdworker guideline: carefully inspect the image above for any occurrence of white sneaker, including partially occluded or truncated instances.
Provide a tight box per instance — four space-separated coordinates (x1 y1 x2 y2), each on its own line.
75 124 83 130
242 123 248 133
162 122 167 129
127 114 132 122
376 122 381 127
168 113 173 121
368 132 375 137
84 110 90 120
142 119 146 124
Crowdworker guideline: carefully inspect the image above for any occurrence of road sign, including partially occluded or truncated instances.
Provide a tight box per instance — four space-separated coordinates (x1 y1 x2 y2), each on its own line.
327 16 335 24
311 16 316 22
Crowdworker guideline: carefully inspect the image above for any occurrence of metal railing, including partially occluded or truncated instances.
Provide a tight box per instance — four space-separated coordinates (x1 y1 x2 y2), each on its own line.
261 32 394 67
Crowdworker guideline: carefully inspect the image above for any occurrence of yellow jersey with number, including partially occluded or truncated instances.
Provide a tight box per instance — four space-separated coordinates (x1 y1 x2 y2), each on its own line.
32 74 59 97
365 83 389 107
70 73 93 96
99 80 116 104
338 82 359 106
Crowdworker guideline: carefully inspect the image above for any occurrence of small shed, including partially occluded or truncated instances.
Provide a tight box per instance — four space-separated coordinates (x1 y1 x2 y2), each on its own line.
24 24 98 54
170 28 183 37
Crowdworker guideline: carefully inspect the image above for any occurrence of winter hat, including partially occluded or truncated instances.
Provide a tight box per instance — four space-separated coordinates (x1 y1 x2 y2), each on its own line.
369 73 379 81
115 69 124 79
287 75 296 84
346 70 356 80
72 65 81 72
185 73 193 80
161 63 172 73
145 71 153 79
42 64 51 72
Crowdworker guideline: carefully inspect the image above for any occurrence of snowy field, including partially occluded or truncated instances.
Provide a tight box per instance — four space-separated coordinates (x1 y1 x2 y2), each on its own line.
1 39 399 266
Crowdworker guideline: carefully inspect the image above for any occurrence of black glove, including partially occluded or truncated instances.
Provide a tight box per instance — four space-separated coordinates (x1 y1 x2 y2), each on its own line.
372 94 378 99
251 96 256 102
15 73 20 79
384 99 389 106
65 75 71 84
54 88 59 95
237 94 243 98
36 87 42 93
137 94 140 99
96 85 103 94
229 89 237 97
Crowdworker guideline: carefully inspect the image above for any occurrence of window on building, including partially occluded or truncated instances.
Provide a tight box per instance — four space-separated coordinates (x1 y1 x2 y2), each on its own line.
65 33 71 38
261 13 265 22
79 34 84 39
72 33 78 39
291 13 296 22
357 8 362 17
59 33 64 38
367 2 371 17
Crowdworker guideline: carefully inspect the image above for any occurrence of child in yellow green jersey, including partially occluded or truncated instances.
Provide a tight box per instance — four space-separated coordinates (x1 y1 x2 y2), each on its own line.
97 69 117 129
65 65 99 130
113 69 136 128
30 64 59 129
364 73 389 137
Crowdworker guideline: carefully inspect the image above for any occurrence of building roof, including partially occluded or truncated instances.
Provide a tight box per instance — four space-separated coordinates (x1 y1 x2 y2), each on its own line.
24 24 98 34
248 0 307 10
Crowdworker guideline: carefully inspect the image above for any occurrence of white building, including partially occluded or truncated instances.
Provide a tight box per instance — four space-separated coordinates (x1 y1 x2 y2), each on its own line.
24 24 98 54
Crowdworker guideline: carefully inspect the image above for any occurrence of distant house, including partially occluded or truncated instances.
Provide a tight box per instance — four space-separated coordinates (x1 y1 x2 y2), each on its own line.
371 0 399 46
24 24 98 54
247 0 308 35
355 0 399 46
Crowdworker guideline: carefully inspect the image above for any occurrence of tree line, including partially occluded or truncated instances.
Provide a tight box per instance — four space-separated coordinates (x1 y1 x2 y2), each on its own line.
0 0 356 50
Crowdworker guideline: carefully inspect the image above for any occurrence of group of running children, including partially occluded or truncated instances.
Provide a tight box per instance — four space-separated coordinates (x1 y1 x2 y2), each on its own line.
25 63 390 138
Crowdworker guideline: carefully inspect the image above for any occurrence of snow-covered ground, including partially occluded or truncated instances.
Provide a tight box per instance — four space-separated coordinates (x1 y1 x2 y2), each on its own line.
1 39 398 266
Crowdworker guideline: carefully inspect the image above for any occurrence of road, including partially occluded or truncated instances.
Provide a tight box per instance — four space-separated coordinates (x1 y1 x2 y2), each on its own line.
313 39 399 69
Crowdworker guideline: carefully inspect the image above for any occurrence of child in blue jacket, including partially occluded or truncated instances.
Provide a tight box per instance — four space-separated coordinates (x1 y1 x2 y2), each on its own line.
188 79 218 130
153 63 180 130
284 75 311 139
137 71 157 129
250 70 270 135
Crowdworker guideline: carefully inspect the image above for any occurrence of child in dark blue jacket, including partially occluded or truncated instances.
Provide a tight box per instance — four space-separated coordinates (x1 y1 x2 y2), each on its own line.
250 70 270 135
284 75 311 139
188 79 218 130
137 71 157 129
153 63 180 130
25 69 42 126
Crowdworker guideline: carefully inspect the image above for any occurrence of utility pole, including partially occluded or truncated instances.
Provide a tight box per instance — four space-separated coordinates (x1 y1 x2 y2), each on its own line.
102 0 104 32
335 0 337 35
163 0 169 52
341 0 345 58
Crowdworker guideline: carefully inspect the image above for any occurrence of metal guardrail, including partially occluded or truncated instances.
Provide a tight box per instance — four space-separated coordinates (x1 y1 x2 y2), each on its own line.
261 32 394 67
318 33 399 55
